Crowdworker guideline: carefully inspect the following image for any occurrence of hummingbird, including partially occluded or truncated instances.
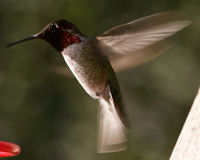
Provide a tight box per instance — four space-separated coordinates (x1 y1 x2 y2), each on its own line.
6 11 191 153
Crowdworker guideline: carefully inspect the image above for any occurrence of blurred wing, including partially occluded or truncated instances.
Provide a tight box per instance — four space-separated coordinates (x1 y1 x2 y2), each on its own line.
50 65 73 77
110 37 174 72
97 11 191 56
97 11 191 71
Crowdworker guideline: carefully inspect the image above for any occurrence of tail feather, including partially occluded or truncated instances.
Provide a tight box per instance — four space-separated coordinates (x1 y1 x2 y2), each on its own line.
97 97 127 153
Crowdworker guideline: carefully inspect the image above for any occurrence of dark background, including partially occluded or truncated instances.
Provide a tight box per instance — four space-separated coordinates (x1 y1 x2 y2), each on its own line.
0 0 199 160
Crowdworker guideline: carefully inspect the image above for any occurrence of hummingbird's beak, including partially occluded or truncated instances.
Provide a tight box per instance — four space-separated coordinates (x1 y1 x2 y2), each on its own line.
5 34 39 48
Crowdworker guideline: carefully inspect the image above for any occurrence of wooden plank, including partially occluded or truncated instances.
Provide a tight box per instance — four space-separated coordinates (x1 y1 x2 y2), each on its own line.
170 88 200 160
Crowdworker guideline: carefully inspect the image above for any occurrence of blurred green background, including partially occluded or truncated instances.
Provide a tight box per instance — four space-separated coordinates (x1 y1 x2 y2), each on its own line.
0 0 199 160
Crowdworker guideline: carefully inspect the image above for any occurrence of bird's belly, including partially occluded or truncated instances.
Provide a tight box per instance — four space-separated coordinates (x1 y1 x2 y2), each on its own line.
62 54 107 99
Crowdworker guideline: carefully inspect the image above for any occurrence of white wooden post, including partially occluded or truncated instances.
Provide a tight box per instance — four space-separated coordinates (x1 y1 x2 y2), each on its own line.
170 88 200 160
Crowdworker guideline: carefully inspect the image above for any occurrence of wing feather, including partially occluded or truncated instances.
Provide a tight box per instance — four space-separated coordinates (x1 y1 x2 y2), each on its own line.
97 11 191 57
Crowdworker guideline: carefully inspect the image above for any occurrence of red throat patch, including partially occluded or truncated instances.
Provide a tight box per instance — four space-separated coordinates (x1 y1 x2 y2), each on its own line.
62 32 81 48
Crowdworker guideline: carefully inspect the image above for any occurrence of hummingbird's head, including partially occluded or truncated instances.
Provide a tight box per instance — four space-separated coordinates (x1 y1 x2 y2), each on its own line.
6 19 82 52
38 19 82 52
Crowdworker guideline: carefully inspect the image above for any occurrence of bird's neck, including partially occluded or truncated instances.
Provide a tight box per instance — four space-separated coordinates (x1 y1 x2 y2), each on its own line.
61 36 89 56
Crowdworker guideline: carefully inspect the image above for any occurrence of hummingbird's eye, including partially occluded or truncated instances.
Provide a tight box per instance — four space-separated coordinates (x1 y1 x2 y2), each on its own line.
49 24 57 32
